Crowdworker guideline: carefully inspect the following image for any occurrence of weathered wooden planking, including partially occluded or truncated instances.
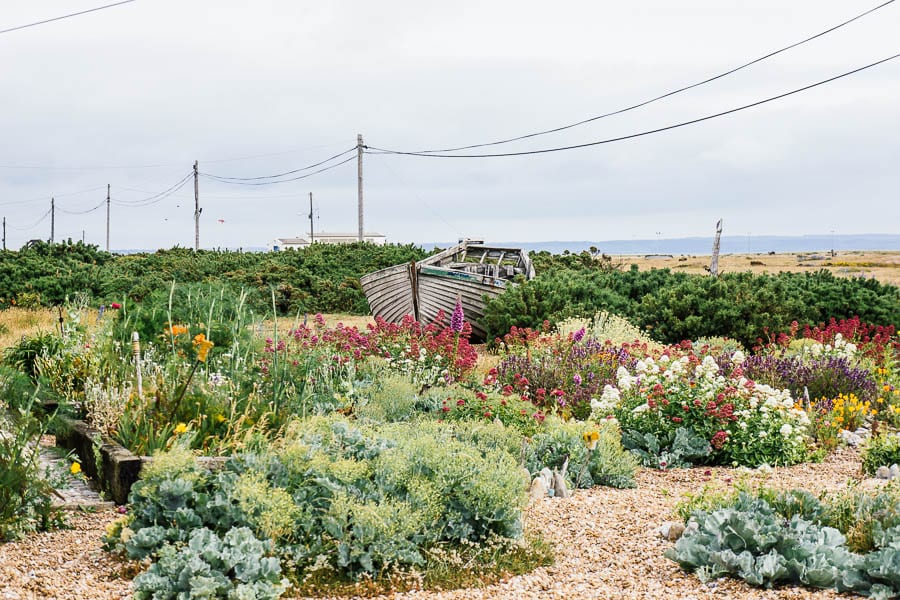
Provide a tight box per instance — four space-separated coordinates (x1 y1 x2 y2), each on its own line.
360 239 534 342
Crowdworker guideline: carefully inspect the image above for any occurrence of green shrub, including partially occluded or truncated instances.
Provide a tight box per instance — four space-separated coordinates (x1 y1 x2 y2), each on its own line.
0 401 65 541
483 267 900 347
106 417 535 589
862 434 900 475
1 331 63 381
355 372 423 423
524 418 637 489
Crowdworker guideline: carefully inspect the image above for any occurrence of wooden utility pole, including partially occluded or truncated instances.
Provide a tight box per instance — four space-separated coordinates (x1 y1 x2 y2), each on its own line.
357 134 364 242
309 192 314 245
709 218 723 277
193 160 200 251
50 197 55 243
2 216 6 251
106 184 111 252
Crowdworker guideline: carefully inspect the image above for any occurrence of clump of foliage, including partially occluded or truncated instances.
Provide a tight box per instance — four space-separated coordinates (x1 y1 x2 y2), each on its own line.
105 417 547 595
667 485 900 598
592 348 811 468
493 333 632 420
0 399 66 541
862 434 900 476
556 310 661 350
482 267 900 347
0 241 428 316
524 418 638 489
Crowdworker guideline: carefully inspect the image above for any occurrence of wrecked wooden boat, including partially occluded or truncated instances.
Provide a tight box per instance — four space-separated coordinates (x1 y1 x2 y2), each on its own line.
360 239 535 341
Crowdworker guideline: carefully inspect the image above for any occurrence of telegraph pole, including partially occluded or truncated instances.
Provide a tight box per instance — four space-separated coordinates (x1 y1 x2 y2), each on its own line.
50 197 55 243
309 192 314 244
2 217 5 251
357 134 364 242
106 183 111 252
193 160 200 251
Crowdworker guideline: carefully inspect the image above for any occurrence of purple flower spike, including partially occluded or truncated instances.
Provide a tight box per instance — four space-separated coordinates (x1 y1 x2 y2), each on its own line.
573 328 586 342
450 297 465 333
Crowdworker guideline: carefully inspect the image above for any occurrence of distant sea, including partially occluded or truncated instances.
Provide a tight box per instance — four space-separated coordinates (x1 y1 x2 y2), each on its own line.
115 233 899 255
423 234 900 256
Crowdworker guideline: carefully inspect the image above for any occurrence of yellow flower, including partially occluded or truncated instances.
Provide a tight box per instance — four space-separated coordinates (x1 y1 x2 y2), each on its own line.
70 462 81 475
215 414 226 423
192 333 214 363
174 423 188 434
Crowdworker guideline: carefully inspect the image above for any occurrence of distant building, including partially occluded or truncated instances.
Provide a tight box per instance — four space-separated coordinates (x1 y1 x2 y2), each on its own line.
269 232 386 251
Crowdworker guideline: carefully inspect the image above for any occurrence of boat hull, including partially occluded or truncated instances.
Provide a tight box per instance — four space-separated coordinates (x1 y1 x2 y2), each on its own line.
360 241 532 342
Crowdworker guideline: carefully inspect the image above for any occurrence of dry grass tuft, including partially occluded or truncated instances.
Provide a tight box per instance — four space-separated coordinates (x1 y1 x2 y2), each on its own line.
0 308 57 351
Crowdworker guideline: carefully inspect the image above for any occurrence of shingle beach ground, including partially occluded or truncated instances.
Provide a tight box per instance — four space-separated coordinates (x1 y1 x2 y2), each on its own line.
0 447 865 600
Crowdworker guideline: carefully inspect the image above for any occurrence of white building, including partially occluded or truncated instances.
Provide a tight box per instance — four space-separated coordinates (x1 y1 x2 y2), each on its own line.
269 232 386 251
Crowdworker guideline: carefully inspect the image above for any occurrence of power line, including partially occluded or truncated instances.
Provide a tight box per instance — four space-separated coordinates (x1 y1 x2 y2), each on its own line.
407 0 897 154
0 184 108 207
201 155 356 186
112 173 193 206
367 51 900 159
59 199 107 215
11 208 52 231
0 0 139 36
202 147 357 181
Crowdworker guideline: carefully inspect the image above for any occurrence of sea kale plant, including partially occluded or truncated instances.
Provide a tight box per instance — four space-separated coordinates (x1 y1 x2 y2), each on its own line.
667 485 900 598
105 417 532 594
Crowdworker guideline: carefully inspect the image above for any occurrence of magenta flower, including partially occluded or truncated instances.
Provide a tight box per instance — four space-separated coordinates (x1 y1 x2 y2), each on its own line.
450 298 465 333
573 328 585 342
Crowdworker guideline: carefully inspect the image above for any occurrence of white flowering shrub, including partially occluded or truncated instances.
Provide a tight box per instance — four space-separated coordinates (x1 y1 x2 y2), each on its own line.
590 349 810 468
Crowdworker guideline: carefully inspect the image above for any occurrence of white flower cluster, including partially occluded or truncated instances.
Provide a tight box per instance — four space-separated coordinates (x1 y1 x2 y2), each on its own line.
589 384 621 414
799 333 858 361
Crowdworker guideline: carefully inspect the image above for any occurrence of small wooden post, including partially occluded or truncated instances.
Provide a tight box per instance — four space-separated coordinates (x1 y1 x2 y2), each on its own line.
132 331 143 399
709 219 723 277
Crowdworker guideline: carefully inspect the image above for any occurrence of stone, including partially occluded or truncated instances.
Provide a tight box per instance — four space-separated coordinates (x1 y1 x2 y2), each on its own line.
551 471 570 499
529 477 548 502
539 467 553 489
841 432 863 447
875 466 892 480
891 464 900 480
658 521 686 542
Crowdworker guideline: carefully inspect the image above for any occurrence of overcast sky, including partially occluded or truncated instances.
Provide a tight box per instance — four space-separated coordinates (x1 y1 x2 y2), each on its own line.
1 0 898 250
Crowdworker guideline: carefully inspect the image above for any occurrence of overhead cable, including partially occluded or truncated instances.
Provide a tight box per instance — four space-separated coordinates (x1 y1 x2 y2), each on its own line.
11 208 52 231
59 199 107 215
201 147 357 181
367 51 900 158
112 173 193 206
201 155 356 186
0 0 139 36
407 0 896 154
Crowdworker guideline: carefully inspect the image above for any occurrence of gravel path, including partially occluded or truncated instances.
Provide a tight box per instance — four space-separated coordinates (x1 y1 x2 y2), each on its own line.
0 448 864 600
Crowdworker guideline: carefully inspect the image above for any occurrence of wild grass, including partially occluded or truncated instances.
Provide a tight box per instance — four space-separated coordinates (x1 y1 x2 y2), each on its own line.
0 308 58 351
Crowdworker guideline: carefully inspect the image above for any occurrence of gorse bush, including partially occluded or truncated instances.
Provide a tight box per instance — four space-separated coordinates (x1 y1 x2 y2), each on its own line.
482 267 900 347
0 242 428 316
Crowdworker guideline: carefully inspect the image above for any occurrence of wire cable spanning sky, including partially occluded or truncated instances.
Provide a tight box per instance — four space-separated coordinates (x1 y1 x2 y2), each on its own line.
0 0 138 36
0 0 897 249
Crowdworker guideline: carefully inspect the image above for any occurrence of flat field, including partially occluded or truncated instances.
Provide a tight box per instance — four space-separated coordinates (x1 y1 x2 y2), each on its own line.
616 250 900 287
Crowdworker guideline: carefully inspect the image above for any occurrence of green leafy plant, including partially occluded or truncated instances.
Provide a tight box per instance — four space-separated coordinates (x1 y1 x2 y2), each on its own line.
0 400 66 541
862 433 900 476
